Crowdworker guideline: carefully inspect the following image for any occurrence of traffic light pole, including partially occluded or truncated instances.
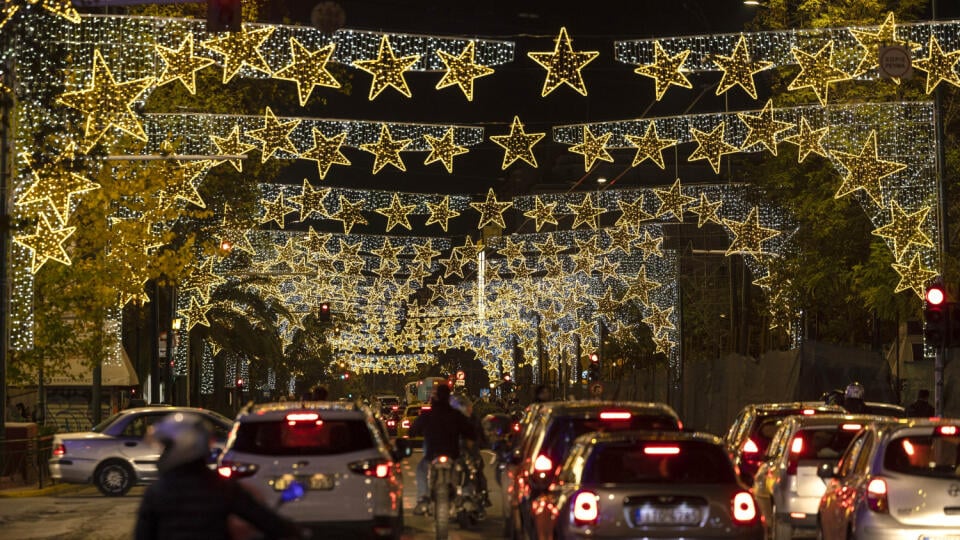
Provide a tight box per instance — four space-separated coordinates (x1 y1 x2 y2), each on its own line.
935 346 944 416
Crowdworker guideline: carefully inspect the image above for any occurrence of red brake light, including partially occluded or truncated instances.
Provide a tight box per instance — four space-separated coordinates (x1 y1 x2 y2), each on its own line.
902 439 916 456
802 409 815 415
286 412 319 422
743 438 759 454
512 422 521 432
438 455 448 463
938 425 958 436
790 436 804 454
421 405 431 411
391 405 399 411
375 463 390 478
599 411 631 421
52 443 66 457
349 459 393 478
866 477 888 513
731 491 758 524
572 491 599 524
533 454 553 472
401 419 411 429
217 460 259 479
841 423 862 431
644 445 680 455
677 420 683 430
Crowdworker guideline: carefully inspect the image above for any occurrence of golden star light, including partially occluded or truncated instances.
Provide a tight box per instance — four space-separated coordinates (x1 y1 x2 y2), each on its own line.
625 265 662 307
833 131 907 207
892 253 938 299
523 196 559 231
527 27 599 97
259 191 295 229
57 49 154 149
471 189 512 230
300 128 351 179
435 41 495 101
156 161 207 209
688 193 723 228
1 0 79 29
181 257 226 303
849 12 915 77
635 230 664 260
643 304 675 334
606 226 639 255
247 107 300 163
871 201 933 262
712 34 772 100
737 99 793 156
653 178 696 221
633 41 692 101
201 26 275 84
211 125 256 172
568 193 605 230
17 147 100 225
353 35 421 100
155 34 215 95
615 196 653 228
273 38 341 106
13 213 76 273
490 116 545 169
723 207 780 255
625 122 676 169
331 196 368 234
424 196 460 232
782 116 830 163
424 127 468 173
218 203 255 255
912 34 960 94
533 235 564 261
182 297 213 330
652 334 674 356
787 41 851 106
288 178 331 221
568 126 614 172
375 193 416 232
687 122 739 174
360 124 412 174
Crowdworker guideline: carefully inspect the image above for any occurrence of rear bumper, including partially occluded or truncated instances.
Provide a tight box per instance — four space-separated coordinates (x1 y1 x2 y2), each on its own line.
560 526 764 540
48 459 92 484
852 508 960 539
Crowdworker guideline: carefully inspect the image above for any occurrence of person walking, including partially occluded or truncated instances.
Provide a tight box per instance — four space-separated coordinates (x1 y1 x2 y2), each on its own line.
906 388 935 417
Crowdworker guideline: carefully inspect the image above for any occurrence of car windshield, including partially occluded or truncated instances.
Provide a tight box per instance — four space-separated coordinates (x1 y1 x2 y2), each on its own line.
541 413 679 464
751 413 800 455
884 432 960 479
91 412 124 433
584 440 736 484
232 418 375 456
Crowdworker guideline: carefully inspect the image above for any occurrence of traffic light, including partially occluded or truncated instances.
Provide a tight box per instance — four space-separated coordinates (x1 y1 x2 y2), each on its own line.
588 353 600 381
319 302 331 322
207 0 241 32
924 283 948 347
236 378 245 391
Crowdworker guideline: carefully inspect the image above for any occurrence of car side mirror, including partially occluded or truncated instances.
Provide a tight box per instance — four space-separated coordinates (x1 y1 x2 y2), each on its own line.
817 462 837 479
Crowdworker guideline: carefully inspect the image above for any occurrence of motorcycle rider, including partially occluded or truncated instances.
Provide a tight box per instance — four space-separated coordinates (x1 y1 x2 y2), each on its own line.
842 382 868 413
408 383 475 515
450 393 492 511
135 412 302 540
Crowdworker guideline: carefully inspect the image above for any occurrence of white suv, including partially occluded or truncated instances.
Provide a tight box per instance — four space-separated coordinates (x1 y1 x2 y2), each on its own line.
218 401 405 538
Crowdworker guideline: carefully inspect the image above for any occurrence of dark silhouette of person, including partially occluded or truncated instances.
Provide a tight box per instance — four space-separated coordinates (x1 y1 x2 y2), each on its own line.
842 382 867 413
906 389 935 417
532 385 552 403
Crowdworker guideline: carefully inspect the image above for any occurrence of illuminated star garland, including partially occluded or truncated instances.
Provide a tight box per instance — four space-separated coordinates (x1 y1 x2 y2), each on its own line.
211 125 256 172
247 106 300 163
787 40 852 107
737 99 793 156
272 39 341 106
13 213 76 273
489 116 545 169
17 145 100 225
625 122 676 169
360 124 412 174
568 126 614 172
687 121 740 174
375 193 416 232
470 188 512 230
912 34 960 94
435 41 495 101
352 35 420 100
201 25 275 84
423 127 468 173
711 34 772 100
832 131 907 208
527 27 599 97
632 41 692 101
155 34 215 95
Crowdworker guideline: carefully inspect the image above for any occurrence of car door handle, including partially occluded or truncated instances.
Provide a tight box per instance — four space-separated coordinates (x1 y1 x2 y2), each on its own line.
125 442 137 447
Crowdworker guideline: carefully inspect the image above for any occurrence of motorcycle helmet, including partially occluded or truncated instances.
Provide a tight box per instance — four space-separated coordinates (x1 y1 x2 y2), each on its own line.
844 382 865 400
150 412 213 472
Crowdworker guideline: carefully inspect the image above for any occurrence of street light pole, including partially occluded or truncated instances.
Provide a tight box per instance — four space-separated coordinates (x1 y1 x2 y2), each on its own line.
932 0 949 417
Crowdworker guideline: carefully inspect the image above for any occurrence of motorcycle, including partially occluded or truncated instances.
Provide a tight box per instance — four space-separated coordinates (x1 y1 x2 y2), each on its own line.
425 453 486 539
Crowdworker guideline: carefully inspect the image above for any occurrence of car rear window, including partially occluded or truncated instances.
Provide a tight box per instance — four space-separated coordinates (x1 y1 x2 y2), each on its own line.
541 413 679 464
232 418 374 456
584 440 736 484
750 411 808 455
884 432 960 479
790 427 860 461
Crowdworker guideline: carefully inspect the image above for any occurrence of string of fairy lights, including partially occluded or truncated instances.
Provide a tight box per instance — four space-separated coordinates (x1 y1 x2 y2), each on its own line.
3 8 954 390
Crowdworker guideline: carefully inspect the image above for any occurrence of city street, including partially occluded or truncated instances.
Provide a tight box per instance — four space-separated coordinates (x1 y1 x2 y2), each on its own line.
0 449 504 540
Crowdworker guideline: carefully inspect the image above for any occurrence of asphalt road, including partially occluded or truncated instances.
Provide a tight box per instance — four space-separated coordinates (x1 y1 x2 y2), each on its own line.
0 450 505 540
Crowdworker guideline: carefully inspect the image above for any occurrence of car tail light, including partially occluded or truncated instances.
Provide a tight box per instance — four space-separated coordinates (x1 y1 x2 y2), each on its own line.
644 445 680 455
599 410 631 421
790 436 804 454
802 409 815 415
938 425 958 436
349 458 393 479
387 420 396 427
866 477 888 513
533 454 553 472
742 438 760 459
677 420 683 430
421 405 431 411
286 412 321 426
52 443 66 457
391 405 399 411
217 460 259 479
785 436 804 475
512 422 521 432
401 419 411 429
572 491 599 525
731 491 759 525
841 423 862 431
902 439 916 456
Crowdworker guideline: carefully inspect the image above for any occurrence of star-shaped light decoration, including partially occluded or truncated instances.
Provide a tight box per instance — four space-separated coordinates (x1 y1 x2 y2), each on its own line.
737 99 793 156
633 41 692 100
849 12 916 77
687 193 723 228
652 334 674 356
155 34 215 95
527 27 599 96
688 122 740 174
247 107 300 163
912 34 960 94
533 235 565 261
615 196 653 229
181 257 226 303
156 160 210 210
625 265 662 307
832 131 907 207
627 231 660 263
452 236 484 262
57 49 154 149
211 125 256 172
288 178 330 221
470 188 512 230
412 239 441 268
490 116 545 169
181 297 213 330
330 196 368 234
1 0 79 29
568 126 614 172
497 237 527 265
218 203 256 255
360 124 411 174
568 193 605 229
372 237 405 268
653 178 696 221
299 225 332 259
201 26 275 84
711 34 772 100
523 196 559 231
424 127 468 173
606 226 640 255
375 193 416 232
299 128 351 180
892 253 938 299
353 35 421 100
273 38 340 106
782 116 829 163
424 195 460 232
871 201 933 261
787 41 852 106
13 214 76 273
435 41 495 101
723 207 780 255
17 146 100 225
643 304 676 335
259 191 295 229
625 122 676 169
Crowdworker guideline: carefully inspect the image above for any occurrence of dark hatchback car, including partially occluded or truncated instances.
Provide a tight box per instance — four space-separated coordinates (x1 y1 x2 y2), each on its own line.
724 402 845 485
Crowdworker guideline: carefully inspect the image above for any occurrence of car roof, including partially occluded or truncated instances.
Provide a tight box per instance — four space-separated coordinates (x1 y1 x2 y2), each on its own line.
579 430 723 447
238 401 368 422
877 417 960 434
539 400 680 419
750 402 845 413
784 413 894 427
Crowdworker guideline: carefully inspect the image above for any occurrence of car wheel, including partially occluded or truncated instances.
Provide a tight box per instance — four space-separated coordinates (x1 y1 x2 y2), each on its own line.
95 459 134 496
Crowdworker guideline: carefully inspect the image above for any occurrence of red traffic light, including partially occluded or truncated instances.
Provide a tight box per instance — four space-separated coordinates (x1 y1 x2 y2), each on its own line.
589 353 599 363
926 285 946 306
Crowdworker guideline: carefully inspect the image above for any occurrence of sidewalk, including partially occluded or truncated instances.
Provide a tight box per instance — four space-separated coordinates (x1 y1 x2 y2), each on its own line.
0 476 85 498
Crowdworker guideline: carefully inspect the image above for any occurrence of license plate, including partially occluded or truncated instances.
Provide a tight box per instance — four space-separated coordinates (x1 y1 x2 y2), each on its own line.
634 506 702 525
273 473 334 491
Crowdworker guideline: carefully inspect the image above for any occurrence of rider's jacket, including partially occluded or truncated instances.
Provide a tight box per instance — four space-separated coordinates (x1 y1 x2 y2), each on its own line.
409 400 475 460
